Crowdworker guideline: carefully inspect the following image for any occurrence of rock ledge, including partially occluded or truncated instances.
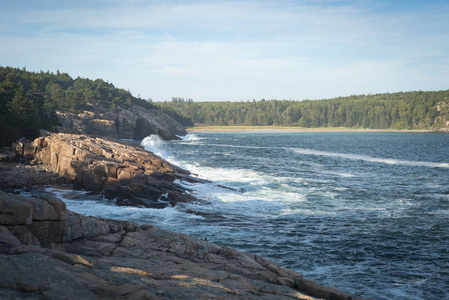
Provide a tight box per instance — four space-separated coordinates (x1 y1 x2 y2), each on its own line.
0 190 357 300
12 133 205 209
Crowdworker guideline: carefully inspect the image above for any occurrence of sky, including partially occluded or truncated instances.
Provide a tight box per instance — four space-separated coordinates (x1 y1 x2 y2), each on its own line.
1 0 449 102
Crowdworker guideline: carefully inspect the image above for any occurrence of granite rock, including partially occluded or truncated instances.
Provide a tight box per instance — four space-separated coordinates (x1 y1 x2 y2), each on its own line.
0 191 359 300
25 133 200 208
0 190 66 249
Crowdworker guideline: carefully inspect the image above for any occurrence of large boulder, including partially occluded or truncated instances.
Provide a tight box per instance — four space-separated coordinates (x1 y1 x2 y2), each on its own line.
17 133 200 208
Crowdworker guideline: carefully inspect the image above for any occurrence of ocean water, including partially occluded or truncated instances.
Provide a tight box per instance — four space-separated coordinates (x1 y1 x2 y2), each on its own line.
50 132 449 300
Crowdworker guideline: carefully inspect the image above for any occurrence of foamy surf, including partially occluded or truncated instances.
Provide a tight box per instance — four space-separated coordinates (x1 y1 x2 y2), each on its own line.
43 131 449 300
140 134 166 157
179 133 203 141
292 148 449 169
44 186 204 228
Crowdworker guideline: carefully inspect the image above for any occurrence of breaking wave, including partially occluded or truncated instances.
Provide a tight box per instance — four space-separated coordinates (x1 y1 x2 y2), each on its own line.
140 134 165 156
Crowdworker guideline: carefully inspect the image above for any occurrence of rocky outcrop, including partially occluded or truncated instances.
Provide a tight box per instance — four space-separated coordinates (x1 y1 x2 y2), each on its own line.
0 191 357 300
429 102 449 132
12 133 204 209
430 119 449 133
0 138 69 189
55 104 186 140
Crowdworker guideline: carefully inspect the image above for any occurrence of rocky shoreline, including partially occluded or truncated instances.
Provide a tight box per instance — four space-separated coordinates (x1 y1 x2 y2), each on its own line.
10 133 209 209
0 133 361 299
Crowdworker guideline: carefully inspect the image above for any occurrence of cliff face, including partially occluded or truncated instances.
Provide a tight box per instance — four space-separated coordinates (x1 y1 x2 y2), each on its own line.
55 104 187 140
0 190 354 300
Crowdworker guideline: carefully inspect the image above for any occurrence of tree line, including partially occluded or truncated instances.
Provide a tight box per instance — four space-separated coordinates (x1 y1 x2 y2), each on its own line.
156 91 449 130
0 66 156 146
2 65 448 147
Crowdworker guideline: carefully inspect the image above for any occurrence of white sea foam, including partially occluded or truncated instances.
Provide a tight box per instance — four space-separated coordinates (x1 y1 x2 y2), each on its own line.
181 162 269 186
200 143 268 150
140 134 165 157
292 148 449 169
180 133 203 141
45 186 204 227
321 170 356 178
139 136 309 211
333 186 349 191
276 207 337 216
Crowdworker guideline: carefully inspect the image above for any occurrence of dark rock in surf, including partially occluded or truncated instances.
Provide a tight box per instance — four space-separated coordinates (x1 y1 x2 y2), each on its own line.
115 197 169 209
167 191 199 207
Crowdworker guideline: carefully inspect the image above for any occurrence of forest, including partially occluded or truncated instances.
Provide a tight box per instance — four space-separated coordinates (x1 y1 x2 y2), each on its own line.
0 66 156 146
1 66 448 147
157 91 449 130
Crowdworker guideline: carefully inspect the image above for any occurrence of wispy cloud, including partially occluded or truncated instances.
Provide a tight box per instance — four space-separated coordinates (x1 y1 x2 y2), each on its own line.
1 0 448 101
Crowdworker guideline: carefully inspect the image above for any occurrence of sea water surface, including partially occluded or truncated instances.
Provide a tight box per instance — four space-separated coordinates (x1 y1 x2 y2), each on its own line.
50 132 449 300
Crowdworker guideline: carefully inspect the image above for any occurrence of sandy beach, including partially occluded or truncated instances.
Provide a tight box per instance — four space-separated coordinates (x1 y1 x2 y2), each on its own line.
187 126 430 133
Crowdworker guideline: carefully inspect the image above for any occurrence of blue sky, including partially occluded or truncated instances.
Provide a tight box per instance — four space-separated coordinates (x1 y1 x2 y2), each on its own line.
1 0 448 101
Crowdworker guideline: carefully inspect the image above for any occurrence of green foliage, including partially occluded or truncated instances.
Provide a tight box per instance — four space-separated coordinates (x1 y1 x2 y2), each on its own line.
159 106 194 127
155 90 449 130
0 66 156 146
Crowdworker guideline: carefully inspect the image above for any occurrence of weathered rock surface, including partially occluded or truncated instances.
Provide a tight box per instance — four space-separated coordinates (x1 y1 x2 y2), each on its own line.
55 104 186 140
0 191 358 300
0 161 69 189
11 133 203 208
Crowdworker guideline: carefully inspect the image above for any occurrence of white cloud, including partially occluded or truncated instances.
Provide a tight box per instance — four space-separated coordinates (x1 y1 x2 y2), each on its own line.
1 0 448 101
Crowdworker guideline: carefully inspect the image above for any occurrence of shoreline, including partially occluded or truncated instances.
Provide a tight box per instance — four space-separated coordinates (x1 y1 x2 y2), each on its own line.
187 125 431 133
0 133 357 300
